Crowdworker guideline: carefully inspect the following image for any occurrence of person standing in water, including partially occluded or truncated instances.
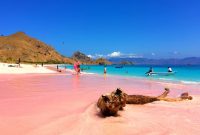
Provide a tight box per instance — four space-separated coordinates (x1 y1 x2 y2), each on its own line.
104 66 107 74
168 67 173 72
57 65 59 71
145 67 153 75
18 58 21 68
74 61 81 74
77 61 81 73
74 61 77 71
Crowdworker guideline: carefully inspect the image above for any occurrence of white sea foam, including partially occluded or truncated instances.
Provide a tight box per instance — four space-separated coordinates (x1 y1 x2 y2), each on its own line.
81 72 95 75
158 78 174 81
180 81 200 85
152 77 200 85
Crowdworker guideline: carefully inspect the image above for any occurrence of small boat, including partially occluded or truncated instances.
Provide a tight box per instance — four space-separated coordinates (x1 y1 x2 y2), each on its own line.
115 65 123 68
146 71 177 76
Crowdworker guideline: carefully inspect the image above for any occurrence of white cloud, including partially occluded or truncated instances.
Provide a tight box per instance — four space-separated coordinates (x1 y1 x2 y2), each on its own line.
95 54 104 58
87 55 93 58
88 51 143 59
126 54 143 58
117 53 142 58
87 54 104 59
107 51 121 57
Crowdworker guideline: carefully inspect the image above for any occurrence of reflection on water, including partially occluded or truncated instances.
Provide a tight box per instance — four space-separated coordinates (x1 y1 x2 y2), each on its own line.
104 74 107 80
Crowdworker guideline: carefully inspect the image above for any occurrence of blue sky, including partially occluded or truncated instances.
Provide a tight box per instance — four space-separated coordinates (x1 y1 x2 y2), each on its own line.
1 0 200 58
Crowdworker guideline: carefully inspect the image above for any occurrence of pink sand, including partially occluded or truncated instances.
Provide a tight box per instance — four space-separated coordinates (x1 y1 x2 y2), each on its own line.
0 74 200 135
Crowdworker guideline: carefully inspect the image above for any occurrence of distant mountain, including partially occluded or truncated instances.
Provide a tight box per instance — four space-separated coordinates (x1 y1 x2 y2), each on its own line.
72 51 93 64
72 51 112 65
0 32 74 64
109 57 200 65
94 58 112 65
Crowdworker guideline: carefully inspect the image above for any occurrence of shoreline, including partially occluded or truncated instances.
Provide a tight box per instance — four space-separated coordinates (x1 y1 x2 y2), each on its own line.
71 69 200 87
103 73 200 86
1 71 199 96
85 71 200 85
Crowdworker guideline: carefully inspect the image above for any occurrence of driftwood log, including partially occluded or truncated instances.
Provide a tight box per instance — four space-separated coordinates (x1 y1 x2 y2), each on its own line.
97 88 192 116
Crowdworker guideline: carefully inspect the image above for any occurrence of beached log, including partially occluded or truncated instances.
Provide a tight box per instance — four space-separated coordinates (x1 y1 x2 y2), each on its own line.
97 88 192 116
97 94 120 116
126 88 170 104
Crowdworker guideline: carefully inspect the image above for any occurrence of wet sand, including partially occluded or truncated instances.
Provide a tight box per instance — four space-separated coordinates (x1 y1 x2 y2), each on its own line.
0 74 200 135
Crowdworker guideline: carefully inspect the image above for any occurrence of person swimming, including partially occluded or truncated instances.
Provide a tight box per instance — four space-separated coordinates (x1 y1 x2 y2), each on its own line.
168 67 173 72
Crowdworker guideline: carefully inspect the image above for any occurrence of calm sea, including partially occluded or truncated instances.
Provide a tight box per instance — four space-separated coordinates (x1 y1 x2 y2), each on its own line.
61 65 200 84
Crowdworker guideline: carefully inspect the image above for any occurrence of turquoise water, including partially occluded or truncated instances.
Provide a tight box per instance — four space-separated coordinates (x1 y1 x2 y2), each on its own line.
61 65 200 84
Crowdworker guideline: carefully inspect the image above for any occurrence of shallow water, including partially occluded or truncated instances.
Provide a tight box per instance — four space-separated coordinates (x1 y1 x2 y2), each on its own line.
0 74 200 135
62 65 200 84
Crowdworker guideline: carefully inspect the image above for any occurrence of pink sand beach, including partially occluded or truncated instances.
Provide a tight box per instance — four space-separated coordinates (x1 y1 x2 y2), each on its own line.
0 73 200 135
